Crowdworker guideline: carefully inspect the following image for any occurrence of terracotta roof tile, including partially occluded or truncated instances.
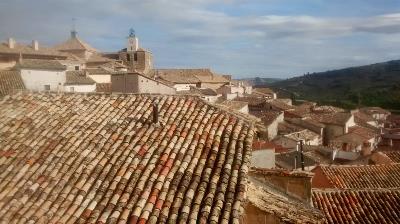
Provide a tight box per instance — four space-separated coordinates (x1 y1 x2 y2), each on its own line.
150 69 229 84
0 71 25 96
380 151 400 163
0 92 254 223
312 189 400 224
54 36 98 53
317 164 400 189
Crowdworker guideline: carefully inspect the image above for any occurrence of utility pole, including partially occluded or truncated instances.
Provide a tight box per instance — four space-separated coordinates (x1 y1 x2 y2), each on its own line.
300 140 305 171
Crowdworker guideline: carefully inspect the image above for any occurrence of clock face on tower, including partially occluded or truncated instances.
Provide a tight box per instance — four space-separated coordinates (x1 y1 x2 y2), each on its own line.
129 38 135 44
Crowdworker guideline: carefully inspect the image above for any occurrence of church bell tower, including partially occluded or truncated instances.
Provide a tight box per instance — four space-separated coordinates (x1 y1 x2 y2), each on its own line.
127 28 138 52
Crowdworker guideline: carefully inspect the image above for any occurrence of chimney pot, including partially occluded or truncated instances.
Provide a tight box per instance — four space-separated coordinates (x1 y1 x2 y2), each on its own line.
153 101 159 124
8 38 15 49
32 40 39 51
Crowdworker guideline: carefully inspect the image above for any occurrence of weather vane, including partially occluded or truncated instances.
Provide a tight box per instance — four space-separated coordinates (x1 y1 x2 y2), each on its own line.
129 28 135 37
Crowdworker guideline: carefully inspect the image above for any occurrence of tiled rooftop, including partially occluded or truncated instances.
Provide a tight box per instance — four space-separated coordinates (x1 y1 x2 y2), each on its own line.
316 164 400 189
65 71 96 85
381 151 400 163
0 92 254 223
15 59 67 71
96 83 111 93
0 71 25 97
312 189 400 224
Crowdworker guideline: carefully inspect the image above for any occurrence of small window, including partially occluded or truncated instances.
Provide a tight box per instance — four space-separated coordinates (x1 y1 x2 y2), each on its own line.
75 66 79 71
44 85 50 91
134 53 138 61
70 87 75 92
127 54 131 61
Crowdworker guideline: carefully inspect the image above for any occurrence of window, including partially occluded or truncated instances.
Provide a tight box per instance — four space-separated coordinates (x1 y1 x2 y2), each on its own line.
127 54 131 61
75 66 79 71
70 87 75 92
44 85 50 91
134 53 138 61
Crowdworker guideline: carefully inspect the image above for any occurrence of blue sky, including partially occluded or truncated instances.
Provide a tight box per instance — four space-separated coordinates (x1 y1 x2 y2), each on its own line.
1 0 400 78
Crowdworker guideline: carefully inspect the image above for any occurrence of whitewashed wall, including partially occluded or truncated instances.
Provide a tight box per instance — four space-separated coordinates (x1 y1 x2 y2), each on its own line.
88 74 111 83
64 84 96 93
20 69 66 91
174 84 196 91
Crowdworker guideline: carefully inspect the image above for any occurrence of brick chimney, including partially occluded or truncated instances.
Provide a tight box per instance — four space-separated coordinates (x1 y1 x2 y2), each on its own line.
32 40 39 51
8 38 15 49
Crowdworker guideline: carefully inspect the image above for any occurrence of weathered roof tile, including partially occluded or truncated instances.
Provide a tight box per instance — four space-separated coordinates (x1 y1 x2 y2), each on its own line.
0 92 254 223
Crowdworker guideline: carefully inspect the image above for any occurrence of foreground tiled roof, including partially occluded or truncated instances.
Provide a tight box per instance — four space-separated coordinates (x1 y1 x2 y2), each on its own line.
312 189 400 224
247 181 325 223
0 92 254 223
65 71 96 85
316 164 400 189
0 71 25 96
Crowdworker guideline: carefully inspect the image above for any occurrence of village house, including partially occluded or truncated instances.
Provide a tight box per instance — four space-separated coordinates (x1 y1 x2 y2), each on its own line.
216 80 252 98
252 87 277 99
54 30 98 61
14 58 67 91
251 110 284 140
329 125 379 155
360 107 391 122
111 71 176 94
218 100 249 114
310 112 355 145
177 86 220 103
148 68 230 91
0 38 67 70
64 71 96 92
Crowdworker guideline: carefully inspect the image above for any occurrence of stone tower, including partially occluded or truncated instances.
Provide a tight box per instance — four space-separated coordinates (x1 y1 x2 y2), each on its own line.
119 29 153 74
127 28 138 52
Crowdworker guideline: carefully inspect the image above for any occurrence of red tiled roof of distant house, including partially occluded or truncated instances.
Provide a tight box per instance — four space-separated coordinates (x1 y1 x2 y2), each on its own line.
0 92 254 223
0 71 25 96
252 140 276 151
312 189 400 224
348 125 377 140
381 151 400 163
96 83 111 92
250 110 282 126
315 164 400 189
310 112 352 126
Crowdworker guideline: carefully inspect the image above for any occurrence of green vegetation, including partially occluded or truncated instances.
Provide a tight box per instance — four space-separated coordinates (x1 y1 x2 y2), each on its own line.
268 60 400 111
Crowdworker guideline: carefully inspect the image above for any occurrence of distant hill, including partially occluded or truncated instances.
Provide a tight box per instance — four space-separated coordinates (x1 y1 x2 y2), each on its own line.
239 77 282 86
268 60 400 111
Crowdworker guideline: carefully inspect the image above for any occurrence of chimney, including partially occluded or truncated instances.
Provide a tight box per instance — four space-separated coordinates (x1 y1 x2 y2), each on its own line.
8 38 15 49
32 40 39 51
152 101 159 124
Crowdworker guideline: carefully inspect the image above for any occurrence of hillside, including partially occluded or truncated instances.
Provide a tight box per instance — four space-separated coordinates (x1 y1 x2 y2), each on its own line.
268 60 400 111
239 77 282 86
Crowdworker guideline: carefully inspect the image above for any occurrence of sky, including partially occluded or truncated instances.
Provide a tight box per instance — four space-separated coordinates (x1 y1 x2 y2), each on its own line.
0 0 400 78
